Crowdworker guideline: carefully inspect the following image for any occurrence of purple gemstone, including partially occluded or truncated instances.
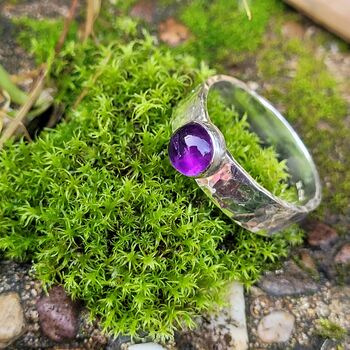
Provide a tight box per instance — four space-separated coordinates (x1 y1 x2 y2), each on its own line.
169 122 214 177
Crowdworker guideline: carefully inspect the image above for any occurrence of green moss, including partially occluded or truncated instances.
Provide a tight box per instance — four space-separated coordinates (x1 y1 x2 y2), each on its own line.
257 47 285 79
316 319 347 341
1 11 304 340
258 33 350 217
14 17 77 64
118 0 283 65
178 0 283 64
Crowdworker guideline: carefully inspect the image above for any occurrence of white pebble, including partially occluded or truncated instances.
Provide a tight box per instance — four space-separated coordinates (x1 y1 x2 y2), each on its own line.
257 310 295 343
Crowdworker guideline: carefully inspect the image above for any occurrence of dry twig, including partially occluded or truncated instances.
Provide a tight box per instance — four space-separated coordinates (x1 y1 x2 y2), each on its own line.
83 0 101 41
55 0 79 54
0 67 47 149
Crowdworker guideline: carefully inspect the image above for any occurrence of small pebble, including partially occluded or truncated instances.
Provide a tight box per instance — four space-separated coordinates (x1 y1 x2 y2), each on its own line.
334 243 350 264
257 310 295 343
37 285 79 342
0 292 25 348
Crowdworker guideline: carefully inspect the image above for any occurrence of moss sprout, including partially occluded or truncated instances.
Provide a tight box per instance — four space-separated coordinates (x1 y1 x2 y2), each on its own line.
178 0 283 64
316 319 347 341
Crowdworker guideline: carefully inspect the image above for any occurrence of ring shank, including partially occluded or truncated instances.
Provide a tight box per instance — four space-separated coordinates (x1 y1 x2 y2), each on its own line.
171 75 321 234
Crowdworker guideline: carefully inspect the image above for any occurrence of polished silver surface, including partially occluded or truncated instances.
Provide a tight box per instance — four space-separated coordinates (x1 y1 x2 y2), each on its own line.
171 75 322 234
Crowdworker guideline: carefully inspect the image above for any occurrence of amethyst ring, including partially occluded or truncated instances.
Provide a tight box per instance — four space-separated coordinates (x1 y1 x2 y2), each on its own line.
168 75 321 234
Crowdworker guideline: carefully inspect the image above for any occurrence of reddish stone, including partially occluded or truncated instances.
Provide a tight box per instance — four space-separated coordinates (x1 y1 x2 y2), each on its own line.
37 286 79 342
130 0 157 23
300 250 317 272
307 222 338 248
334 243 350 264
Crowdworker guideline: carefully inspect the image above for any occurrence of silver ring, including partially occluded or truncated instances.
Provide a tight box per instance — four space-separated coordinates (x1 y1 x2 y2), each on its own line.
168 75 321 234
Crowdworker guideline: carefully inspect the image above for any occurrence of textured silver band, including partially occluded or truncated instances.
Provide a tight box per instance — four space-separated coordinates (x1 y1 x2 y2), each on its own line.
171 75 321 234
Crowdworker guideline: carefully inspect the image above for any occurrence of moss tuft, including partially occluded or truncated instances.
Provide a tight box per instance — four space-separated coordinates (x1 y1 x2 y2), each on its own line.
316 319 347 341
14 17 61 64
178 0 283 64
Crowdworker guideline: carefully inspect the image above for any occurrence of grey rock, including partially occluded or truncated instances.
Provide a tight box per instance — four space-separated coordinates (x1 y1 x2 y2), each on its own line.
37 285 79 342
258 261 319 296
0 292 25 349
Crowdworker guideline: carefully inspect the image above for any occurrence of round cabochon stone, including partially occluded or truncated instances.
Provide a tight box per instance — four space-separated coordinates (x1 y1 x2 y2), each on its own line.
169 122 214 177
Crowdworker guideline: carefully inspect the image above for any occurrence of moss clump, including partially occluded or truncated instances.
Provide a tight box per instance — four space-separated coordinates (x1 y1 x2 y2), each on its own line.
178 0 283 64
0 13 302 339
14 17 64 64
316 319 347 341
14 16 78 65
258 35 350 217
121 0 283 65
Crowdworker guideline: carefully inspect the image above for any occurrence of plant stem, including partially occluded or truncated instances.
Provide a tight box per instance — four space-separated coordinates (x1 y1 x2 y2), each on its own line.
0 64 49 108
0 64 29 105
0 66 47 149
242 0 252 20
55 0 79 53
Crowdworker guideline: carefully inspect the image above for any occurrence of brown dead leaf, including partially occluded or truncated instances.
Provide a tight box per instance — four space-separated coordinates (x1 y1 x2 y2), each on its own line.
130 0 157 24
282 21 305 40
158 18 190 47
